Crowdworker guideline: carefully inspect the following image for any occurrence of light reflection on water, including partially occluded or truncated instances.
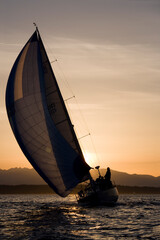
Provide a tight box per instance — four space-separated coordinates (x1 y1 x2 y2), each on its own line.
0 194 160 239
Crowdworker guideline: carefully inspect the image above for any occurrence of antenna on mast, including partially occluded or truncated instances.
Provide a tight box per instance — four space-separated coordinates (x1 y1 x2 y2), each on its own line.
33 22 38 32
33 22 39 39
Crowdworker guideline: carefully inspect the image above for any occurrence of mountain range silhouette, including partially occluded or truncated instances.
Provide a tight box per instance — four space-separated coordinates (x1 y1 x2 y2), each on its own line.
0 168 159 187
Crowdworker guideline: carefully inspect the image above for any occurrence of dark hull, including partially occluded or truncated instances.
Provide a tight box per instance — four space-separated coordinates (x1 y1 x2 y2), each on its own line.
77 186 118 206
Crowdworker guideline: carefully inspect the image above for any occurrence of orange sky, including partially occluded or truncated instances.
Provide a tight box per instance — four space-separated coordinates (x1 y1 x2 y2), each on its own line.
0 0 160 176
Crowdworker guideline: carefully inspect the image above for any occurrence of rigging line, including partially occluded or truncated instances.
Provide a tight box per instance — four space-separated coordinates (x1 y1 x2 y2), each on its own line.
78 133 90 140
55 60 75 97
43 59 57 64
40 32 100 166
71 97 100 167
89 132 100 166
70 96 100 167
50 59 57 64
39 31 58 67
36 27 72 96
64 96 75 102
39 32 74 99
51 60 90 134
56 63 100 166
41 37 73 98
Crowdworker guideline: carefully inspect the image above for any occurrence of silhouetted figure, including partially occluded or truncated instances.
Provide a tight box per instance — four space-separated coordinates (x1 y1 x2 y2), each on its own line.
95 166 101 177
78 190 84 197
105 167 111 182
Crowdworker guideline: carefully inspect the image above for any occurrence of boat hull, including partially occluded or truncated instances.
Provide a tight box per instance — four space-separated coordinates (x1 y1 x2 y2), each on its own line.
77 186 118 206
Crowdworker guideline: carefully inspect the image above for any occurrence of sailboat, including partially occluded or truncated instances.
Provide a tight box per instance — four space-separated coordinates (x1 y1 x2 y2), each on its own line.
6 26 118 205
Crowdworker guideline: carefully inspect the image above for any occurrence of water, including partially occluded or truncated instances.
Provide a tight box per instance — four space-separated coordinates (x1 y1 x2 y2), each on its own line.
0 194 160 240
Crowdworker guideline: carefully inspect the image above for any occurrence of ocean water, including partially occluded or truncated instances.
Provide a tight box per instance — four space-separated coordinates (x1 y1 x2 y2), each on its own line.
0 194 160 240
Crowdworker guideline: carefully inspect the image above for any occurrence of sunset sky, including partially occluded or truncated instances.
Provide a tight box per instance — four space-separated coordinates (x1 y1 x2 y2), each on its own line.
0 0 160 176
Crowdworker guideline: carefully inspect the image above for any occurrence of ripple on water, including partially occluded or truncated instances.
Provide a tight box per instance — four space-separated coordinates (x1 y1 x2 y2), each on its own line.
0 194 160 239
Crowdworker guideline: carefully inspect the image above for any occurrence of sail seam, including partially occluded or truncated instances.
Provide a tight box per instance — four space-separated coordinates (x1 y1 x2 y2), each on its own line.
46 90 57 96
55 119 67 126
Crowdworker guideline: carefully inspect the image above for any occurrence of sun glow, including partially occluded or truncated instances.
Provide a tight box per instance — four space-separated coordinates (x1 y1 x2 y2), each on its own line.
82 150 97 168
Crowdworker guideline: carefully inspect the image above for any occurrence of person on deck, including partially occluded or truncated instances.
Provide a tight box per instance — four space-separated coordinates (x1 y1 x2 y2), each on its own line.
105 167 111 184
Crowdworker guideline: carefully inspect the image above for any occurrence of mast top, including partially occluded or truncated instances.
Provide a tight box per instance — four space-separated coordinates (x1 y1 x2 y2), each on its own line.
33 22 38 32
33 22 40 39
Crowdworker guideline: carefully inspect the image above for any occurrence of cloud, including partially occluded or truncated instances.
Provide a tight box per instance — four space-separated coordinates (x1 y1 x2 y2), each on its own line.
67 103 107 111
0 42 21 46
49 37 160 99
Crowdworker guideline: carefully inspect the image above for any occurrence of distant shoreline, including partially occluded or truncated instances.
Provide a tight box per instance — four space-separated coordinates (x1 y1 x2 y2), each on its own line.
0 185 160 194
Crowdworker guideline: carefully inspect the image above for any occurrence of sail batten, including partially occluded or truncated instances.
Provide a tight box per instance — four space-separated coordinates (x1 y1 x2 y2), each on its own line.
6 30 90 197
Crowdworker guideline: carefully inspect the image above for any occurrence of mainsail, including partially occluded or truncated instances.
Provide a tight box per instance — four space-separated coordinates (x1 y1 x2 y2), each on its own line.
6 29 91 197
